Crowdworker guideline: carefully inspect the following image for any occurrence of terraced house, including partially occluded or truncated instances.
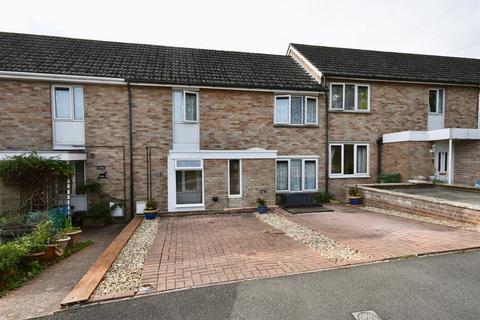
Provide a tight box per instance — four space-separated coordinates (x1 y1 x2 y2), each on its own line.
0 32 479 217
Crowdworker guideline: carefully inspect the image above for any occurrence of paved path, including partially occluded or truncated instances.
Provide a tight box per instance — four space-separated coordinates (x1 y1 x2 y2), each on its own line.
43 250 480 320
139 213 334 294
284 205 480 260
0 223 125 320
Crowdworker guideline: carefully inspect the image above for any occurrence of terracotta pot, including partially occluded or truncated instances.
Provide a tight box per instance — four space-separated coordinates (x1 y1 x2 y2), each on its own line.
65 230 82 246
44 244 57 260
22 251 46 266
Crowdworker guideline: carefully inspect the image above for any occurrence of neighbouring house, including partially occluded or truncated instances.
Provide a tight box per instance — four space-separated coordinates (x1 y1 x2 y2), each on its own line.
0 32 479 217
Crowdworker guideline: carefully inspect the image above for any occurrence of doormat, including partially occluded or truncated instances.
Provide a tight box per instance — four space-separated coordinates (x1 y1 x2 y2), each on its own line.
284 206 334 214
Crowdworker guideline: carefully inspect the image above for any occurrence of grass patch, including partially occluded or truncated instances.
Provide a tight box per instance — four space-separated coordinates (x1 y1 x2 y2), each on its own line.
0 240 93 297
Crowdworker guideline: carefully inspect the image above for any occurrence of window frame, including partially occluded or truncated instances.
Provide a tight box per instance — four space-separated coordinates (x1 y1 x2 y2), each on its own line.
428 88 445 115
274 95 318 125
51 85 84 121
329 143 370 178
329 83 370 112
275 158 318 192
228 159 242 198
183 91 199 123
174 159 204 207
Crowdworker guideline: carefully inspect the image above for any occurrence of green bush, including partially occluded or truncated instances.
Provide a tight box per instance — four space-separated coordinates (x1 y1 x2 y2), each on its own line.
314 192 333 205
0 241 29 275
84 200 113 222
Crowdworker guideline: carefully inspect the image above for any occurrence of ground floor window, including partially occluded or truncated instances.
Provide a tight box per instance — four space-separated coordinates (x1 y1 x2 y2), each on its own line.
436 151 448 174
276 158 317 192
175 159 203 205
329 143 369 177
228 159 242 197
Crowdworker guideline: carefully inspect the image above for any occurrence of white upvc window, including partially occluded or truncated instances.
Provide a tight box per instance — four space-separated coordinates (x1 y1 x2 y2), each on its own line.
228 159 242 198
276 158 318 192
52 85 84 120
330 83 370 112
175 159 204 206
329 143 369 178
428 89 444 115
274 95 318 125
173 90 199 123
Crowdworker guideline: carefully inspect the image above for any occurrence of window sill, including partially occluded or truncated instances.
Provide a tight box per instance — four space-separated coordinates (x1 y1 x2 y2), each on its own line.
228 195 242 199
276 190 318 193
273 124 319 128
328 110 370 114
329 175 370 179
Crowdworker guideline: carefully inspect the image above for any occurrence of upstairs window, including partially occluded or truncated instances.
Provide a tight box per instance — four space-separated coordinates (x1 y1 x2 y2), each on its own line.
53 86 84 120
428 89 444 114
274 96 318 125
173 90 199 123
330 83 369 112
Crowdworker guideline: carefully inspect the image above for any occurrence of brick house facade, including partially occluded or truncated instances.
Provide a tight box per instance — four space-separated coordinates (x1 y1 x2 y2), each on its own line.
0 33 479 217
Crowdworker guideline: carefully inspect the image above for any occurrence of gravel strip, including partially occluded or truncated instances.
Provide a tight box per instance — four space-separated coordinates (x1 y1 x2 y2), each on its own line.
93 218 160 296
362 206 480 233
257 212 368 263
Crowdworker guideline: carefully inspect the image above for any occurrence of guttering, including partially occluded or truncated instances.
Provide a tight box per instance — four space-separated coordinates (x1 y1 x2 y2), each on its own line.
0 150 86 161
127 81 135 219
169 149 278 160
0 71 125 85
326 75 480 88
383 128 480 143
324 91 329 194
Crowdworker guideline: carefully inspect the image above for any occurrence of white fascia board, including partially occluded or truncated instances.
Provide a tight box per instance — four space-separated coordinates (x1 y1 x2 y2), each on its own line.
287 45 323 82
383 128 480 143
169 149 278 160
0 150 86 161
0 71 125 85
277 155 320 159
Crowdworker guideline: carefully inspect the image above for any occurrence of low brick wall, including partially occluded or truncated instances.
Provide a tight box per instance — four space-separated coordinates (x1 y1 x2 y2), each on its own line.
359 185 480 225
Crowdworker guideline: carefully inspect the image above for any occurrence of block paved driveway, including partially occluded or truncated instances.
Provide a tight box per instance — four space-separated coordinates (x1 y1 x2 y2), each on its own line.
283 205 480 260
139 207 480 295
139 213 335 294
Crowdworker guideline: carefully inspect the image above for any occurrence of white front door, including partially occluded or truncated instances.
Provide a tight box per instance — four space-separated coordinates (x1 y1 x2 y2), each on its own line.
427 89 445 130
434 141 449 182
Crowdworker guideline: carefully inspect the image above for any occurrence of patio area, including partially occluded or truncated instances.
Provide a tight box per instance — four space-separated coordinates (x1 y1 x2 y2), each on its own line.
135 205 480 296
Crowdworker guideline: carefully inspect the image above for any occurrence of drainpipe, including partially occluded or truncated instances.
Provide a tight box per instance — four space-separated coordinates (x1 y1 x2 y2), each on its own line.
377 137 383 178
324 88 329 194
127 81 135 219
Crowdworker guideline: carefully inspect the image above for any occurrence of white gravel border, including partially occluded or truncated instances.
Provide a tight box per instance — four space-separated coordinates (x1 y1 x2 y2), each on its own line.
257 212 368 263
362 206 480 233
93 218 160 296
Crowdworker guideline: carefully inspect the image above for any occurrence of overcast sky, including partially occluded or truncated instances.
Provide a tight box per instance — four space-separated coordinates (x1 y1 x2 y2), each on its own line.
1 0 479 58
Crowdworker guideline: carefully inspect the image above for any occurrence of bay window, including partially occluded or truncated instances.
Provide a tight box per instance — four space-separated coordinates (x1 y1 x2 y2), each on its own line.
274 96 318 125
330 83 370 112
329 143 369 177
276 158 318 192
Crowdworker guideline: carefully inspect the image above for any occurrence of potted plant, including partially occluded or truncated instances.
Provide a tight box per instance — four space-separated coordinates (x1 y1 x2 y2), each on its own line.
348 186 362 205
0 211 35 241
256 198 268 214
144 199 158 220
60 217 82 246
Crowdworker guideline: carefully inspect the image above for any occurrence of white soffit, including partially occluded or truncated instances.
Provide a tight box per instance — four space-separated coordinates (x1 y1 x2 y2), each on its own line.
0 150 86 161
383 128 480 143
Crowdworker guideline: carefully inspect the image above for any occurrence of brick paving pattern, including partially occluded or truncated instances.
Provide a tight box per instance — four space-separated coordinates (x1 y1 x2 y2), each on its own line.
284 205 480 260
139 213 335 293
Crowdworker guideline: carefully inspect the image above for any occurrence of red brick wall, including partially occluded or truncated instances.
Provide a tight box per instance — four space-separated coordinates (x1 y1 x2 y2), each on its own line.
360 185 480 225
381 142 434 181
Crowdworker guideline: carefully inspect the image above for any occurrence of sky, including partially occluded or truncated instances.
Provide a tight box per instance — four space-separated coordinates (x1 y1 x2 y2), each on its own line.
0 0 479 58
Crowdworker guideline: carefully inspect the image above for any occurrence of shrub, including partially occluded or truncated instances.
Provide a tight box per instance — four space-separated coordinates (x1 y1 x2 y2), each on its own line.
256 198 266 207
84 200 113 219
314 192 333 205
145 199 158 211
349 186 361 197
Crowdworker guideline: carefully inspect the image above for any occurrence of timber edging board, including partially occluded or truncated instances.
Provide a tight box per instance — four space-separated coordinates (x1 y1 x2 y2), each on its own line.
61 216 143 307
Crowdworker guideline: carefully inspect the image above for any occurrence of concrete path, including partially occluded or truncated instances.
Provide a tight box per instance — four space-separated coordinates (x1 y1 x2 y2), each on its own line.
0 223 125 320
42 250 480 320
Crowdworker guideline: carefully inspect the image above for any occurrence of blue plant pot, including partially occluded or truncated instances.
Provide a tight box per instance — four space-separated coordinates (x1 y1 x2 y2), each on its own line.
144 211 157 220
349 197 362 205
256 205 268 214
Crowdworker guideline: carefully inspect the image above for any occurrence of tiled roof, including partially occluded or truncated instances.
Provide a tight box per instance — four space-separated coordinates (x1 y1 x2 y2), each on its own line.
0 32 324 91
292 43 480 85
